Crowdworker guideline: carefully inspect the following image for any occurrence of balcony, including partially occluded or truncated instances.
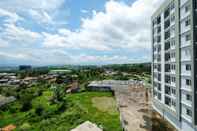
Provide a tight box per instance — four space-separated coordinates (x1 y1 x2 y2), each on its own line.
165 30 170 40
165 53 171 62
164 19 170 29
165 41 170 51
164 8 170 19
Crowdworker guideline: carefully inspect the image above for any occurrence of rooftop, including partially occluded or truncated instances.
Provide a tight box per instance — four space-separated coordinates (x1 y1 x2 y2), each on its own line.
71 121 102 131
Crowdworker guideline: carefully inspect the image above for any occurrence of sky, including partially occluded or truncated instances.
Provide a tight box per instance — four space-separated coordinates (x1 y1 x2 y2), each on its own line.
0 0 164 66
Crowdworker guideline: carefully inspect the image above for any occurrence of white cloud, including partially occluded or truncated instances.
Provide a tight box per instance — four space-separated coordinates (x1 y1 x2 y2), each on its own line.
0 0 64 12
1 24 41 46
81 9 88 13
0 0 165 65
0 0 66 27
0 8 23 24
42 0 163 51
0 39 9 48
28 9 54 25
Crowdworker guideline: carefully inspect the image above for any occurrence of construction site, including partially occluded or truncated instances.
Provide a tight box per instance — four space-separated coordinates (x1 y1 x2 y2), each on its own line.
115 83 177 131
89 80 177 131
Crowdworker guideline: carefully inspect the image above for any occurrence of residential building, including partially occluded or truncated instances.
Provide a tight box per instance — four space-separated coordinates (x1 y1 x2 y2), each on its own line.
152 0 197 130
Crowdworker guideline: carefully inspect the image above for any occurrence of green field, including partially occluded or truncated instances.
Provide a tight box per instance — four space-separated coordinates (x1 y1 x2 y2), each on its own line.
0 91 121 131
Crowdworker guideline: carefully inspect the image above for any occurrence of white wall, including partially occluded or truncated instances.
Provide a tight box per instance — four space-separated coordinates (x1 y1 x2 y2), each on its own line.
181 48 191 61
181 33 191 47
181 105 192 123
180 0 189 7
180 18 191 34
181 62 191 76
180 3 190 20
181 77 192 91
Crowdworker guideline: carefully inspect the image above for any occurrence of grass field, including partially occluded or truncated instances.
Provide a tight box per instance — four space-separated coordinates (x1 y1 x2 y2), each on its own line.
92 96 118 115
0 91 121 131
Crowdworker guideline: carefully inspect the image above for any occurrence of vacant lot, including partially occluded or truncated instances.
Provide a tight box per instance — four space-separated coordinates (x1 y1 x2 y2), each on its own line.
92 96 118 115
0 91 121 131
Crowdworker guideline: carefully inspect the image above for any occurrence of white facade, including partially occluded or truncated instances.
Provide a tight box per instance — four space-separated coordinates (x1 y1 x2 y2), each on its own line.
152 0 197 130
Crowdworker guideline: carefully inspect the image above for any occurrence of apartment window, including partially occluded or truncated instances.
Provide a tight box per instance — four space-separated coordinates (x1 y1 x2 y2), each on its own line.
157 35 161 43
186 64 191 71
165 97 171 106
153 90 157 97
165 75 171 83
165 30 170 40
165 53 171 61
157 26 161 33
186 79 191 86
154 46 157 52
165 86 171 95
171 64 176 70
164 8 170 18
171 2 175 10
158 83 161 91
164 19 170 29
157 54 161 62
185 49 191 56
185 19 191 26
186 94 192 101
158 64 161 72
172 100 176 107
172 88 176 95
171 39 175 47
185 4 190 13
171 15 175 22
165 41 170 50
158 45 161 52
154 65 157 69
165 64 171 72
186 109 192 117
171 52 175 58
171 26 175 35
158 93 161 100
157 16 161 24
185 34 191 41
171 77 176 83
158 73 161 81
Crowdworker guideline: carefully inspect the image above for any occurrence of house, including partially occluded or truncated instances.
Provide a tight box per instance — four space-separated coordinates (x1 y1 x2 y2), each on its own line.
66 81 80 93
0 79 9 85
71 121 102 131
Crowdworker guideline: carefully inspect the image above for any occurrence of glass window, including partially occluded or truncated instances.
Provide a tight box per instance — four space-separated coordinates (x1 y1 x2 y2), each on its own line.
185 18 191 26
186 79 191 86
172 88 176 95
171 2 175 10
186 109 192 117
171 15 175 22
185 34 191 41
186 94 192 101
186 64 191 71
185 4 190 13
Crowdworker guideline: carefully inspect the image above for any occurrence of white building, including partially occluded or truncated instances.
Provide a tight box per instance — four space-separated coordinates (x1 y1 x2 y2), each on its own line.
152 0 197 130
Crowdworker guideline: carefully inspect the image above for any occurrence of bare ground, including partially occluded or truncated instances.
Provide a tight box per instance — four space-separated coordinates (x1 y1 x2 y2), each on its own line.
114 85 177 131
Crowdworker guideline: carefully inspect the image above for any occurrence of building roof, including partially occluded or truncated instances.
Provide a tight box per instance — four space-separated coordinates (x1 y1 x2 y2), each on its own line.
71 121 102 131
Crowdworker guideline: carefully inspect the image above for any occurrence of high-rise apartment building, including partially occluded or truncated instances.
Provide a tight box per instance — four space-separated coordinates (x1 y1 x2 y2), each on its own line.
152 0 197 130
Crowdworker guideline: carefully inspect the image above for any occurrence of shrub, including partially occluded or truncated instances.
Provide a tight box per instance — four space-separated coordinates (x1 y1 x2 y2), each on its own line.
35 105 44 116
21 101 32 112
20 123 31 131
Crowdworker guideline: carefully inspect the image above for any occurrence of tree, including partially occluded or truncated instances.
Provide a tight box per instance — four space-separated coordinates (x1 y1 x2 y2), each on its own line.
21 101 32 112
50 85 64 103
35 105 44 116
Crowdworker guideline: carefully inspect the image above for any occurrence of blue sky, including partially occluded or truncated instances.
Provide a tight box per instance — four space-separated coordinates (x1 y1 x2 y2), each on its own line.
0 0 163 66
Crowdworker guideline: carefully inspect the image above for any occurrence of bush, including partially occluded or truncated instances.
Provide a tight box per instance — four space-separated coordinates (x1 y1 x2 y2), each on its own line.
35 105 44 116
20 123 31 131
21 101 32 112
57 101 67 112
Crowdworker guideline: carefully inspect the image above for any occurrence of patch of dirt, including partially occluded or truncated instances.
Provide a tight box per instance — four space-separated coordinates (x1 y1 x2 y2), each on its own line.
91 96 118 115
